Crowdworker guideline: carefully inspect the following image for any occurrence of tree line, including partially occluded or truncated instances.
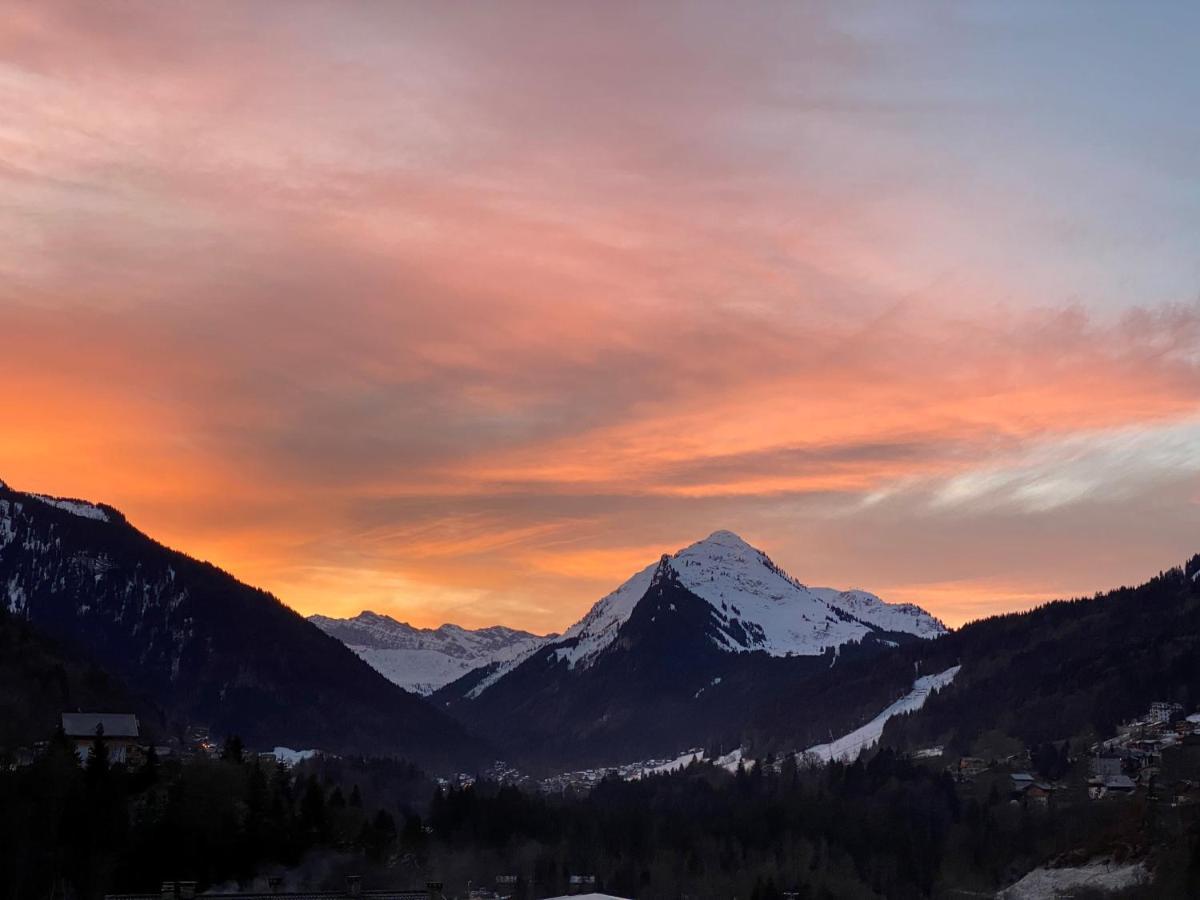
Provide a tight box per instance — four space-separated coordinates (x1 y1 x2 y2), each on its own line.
6 726 1200 899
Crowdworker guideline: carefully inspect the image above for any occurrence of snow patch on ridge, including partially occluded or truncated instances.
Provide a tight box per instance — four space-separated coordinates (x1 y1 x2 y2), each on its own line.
273 747 318 766
29 494 110 522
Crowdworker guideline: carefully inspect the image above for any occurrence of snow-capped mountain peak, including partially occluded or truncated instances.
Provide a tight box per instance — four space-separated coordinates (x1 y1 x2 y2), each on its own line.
309 610 549 695
469 530 946 696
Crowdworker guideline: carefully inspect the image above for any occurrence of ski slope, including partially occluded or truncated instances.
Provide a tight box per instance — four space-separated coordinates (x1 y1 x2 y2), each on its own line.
801 665 961 764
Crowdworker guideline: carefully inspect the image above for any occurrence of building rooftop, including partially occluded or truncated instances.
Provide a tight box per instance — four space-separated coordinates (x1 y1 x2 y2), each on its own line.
62 712 139 739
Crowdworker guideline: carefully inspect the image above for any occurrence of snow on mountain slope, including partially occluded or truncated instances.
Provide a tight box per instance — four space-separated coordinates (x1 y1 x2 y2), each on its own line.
468 530 946 698
669 530 945 656
28 494 110 522
560 530 945 666
812 588 947 640
800 665 961 764
998 860 1148 900
309 611 548 695
622 665 960 776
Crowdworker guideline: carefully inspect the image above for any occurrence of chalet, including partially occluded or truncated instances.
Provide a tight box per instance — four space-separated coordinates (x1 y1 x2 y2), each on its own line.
1025 783 1054 803
1009 773 1054 804
1089 775 1126 799
1100 774 1136 797
1149 701 1183 724
62 712 139 764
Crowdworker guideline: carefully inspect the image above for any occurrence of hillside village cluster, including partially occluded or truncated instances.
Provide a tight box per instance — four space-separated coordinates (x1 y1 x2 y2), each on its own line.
952 701 1200 806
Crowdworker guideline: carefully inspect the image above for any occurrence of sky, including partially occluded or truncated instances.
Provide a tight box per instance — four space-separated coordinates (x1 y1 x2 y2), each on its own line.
2 2 1198 632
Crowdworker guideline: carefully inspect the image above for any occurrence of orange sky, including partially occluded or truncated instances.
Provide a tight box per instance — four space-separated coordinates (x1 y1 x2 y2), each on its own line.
2 3 1199 632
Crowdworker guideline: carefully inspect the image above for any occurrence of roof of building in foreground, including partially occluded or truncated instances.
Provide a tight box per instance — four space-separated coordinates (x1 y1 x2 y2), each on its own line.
62 712 139 738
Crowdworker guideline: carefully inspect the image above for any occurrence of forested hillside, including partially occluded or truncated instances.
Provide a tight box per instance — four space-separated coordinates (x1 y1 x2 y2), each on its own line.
0 606 164 753
882 555 1200 755
0 483 486 767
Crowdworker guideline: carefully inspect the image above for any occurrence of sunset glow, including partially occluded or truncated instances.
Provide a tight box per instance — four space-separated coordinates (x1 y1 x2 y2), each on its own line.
3 3 1198 632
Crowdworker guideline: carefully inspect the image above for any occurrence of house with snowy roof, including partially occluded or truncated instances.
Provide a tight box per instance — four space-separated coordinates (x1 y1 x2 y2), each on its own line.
1089 773 1137 800
62 712 139 764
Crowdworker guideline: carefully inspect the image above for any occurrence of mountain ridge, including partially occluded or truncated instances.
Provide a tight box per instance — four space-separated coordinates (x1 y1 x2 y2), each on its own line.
0 479 489 768
878 552 1200 756
309 610 549 695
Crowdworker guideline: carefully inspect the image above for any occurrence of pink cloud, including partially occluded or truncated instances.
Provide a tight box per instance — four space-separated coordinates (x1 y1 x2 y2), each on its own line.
1 2 1198 631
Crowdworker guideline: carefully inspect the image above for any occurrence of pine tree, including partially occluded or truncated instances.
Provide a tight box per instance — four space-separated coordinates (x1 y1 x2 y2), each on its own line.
299 774 327 839
49 722 73 756
221 735 245 764
362 809 397 861
132 743 159 791
85 724 110 784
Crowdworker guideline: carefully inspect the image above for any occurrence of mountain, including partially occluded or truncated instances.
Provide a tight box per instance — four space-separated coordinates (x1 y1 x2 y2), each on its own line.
436 530 944 768
878 553 1200 756
308 611 548 695
465 530 944 698
0 480 487 768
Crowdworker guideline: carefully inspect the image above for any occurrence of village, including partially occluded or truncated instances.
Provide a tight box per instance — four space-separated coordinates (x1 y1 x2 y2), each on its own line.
949 700 1200 807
